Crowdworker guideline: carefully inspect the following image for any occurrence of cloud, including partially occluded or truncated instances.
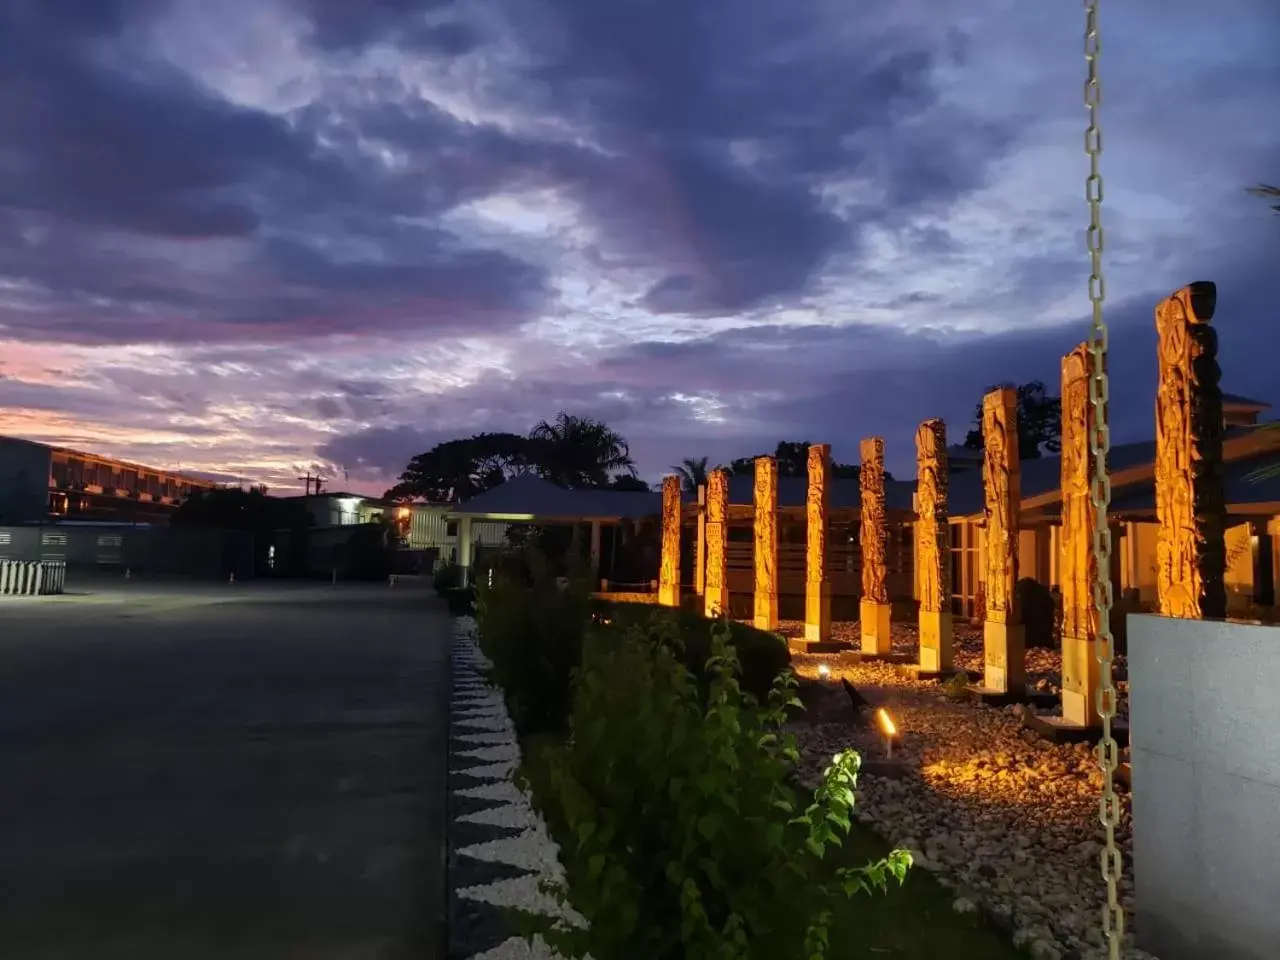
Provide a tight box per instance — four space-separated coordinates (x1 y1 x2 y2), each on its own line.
0 0 1277 493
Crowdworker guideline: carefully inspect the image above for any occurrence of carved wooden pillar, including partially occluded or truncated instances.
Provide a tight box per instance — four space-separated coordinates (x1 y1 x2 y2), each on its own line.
1154 281 1227 620
914 419 952 673
704 469 730 618
859 437 892 654
805 444 832 643
981 387 1025 693
1060 343 1102 726
694 485 707 597
658 474 681 607
753 456 778 631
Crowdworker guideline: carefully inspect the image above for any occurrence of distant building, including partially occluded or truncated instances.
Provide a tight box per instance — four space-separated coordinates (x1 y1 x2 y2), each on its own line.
279 492 508 566
0 435 219 526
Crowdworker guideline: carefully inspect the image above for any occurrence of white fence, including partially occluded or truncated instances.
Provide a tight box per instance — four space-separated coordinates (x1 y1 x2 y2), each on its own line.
0 559 67 596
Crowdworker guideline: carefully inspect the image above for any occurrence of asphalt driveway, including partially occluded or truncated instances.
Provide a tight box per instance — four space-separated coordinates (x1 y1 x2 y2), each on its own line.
0 581 451 960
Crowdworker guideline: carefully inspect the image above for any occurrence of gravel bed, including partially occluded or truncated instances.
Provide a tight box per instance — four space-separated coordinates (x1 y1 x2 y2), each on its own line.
778 620 1151 960
777 619 1131 719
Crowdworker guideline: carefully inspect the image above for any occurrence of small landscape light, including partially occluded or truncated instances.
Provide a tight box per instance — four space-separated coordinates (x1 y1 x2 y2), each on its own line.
817 663 831 680
876 707 898 759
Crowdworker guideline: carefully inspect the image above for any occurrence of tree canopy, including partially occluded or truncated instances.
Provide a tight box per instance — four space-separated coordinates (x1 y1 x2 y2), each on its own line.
962 381 1062 459
1248 183 1280 215
387 413 637 503
725 441 868 481
172 485 309 531
670 456 709 493
387 432 532 503
529 412 637 489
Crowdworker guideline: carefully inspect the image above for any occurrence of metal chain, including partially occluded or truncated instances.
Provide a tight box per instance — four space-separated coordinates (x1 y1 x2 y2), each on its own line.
1084 2 1124 958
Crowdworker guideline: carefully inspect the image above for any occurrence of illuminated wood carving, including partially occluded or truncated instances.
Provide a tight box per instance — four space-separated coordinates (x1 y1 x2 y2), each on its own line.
704 468 730 618
753 456 778 631
982 388 1021 624
658 474 681 607
859 436 891 654
1154 281 1227 620
805 444 832 643
914 420 949 614
1060 343 1100 641
694 485 706 597
1060 344 1101 724
859 437 888 604
981 387 1024 692
915 419 952 672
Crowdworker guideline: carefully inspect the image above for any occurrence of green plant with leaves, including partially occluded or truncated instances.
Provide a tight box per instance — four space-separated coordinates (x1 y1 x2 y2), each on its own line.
538 619 911 960
595 600 791 702
433 560 462 594
474 551 593 735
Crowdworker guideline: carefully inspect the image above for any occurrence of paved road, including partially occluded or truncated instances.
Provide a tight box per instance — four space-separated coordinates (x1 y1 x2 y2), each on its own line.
0 582 452 960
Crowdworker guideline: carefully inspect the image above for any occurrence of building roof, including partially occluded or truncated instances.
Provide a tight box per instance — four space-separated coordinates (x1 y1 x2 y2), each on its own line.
0 434 219 486
450 473 662 520
947 439 1157 516
1222 392 1270 410
724 474 916 512
1108 451 1280 514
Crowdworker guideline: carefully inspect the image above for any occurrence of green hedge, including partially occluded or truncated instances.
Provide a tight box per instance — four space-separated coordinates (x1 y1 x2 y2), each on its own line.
590 600 791 703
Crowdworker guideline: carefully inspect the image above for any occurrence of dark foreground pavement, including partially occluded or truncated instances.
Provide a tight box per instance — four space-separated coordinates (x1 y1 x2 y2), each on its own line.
0 582 452 960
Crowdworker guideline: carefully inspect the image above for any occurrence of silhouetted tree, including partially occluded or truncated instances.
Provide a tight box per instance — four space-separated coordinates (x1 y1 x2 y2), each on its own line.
386 432 531 503
173 486 308 530
389 413 638 503
1248 183 1280 214
529 412 636 489
671 456 709 493
726 441 879 480
963 381 1062 459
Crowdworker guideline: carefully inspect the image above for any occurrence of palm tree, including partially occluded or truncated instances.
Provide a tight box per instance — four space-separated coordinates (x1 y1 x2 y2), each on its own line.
1248 183 1280 214
1245 182 1280 481
670 456 709 494
529 412 637 488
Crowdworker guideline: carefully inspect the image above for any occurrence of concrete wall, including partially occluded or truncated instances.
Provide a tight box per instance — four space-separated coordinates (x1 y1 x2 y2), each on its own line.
1128 614 1280 960
0 525 252 580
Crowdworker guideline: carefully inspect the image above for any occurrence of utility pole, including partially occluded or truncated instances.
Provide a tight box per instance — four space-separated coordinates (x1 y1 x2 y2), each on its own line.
297 473 327 496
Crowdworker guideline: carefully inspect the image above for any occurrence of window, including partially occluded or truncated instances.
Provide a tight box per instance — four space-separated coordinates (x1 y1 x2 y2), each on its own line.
41 532 68 547
97 535 124 548
446 520 459 537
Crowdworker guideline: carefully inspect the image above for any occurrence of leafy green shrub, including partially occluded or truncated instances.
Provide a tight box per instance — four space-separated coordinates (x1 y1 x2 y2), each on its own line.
475 552 592 736
445 585 476 616
595 601 790 702
433 560 462 595
540 620 911 960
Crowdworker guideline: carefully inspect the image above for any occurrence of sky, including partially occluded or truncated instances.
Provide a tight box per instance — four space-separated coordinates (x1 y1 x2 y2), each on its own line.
1 0 1277 494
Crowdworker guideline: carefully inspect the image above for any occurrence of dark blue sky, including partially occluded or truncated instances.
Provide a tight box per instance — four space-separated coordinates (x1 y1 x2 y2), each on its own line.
1 0 1277 489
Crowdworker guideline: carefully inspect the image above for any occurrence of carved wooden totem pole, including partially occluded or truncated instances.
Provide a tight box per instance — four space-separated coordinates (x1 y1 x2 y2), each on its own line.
703 468 730 619
914 419 952 673
1060 343 1102 726
753 456 779 630
981 387 1025 693
805 443 832 643
694 484 707 598
1154 281 1227 620
658 474 681 607
859 436 892 655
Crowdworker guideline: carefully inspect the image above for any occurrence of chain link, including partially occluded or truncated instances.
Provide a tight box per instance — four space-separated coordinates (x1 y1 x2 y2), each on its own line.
1084 2 1124 958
